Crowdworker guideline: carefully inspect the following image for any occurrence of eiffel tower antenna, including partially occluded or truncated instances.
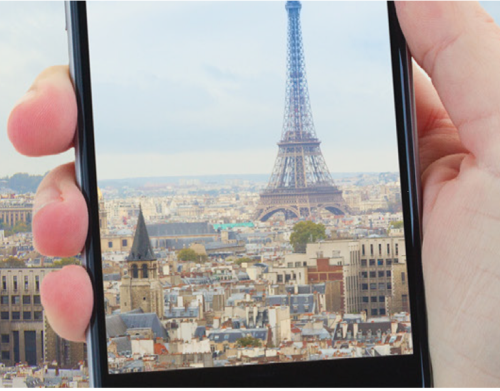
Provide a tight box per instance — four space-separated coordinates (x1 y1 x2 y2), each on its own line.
255 1 350 222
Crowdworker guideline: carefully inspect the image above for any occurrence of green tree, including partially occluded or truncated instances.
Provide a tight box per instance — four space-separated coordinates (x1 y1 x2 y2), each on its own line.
390 220 404 229
177 248 207 263
51 257 80 268
233 257 254 266
0 257 26 268
3 220 31 237
236 336 262 348
289 221 326 253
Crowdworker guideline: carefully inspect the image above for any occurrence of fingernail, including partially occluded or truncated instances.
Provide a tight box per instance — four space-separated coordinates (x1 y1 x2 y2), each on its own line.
34 186 62 216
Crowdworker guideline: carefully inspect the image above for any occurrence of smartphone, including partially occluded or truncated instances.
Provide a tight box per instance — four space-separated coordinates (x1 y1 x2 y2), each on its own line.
66 1 431 387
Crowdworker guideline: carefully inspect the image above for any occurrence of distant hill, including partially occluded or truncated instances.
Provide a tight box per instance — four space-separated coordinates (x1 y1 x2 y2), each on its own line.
0 173 45 194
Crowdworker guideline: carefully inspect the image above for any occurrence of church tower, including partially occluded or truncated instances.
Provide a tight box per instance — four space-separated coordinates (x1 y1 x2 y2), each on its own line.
120 208 164 318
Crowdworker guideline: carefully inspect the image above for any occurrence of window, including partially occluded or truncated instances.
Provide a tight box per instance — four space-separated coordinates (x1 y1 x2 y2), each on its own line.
370 244 373 256
0 312 8 320
34 311 43 320
379 296 385 302
387 259 392 266
379 308 386 316
24 276 29 290
361 259 367 267
387 283 392 290
1 351 9 360
378 271 384 278
35 276 39 291
22 296 30 305
370 283 376 290
11 296 19 305
11 312 20 320
122 239 128 247
1 334 9 343
362 245 365 256
386 270 391 277
1 276 6 290
360 271 368 278
361 284 368 291
33 295 41 305
393 258 398 264
142 264 148 279
369 259 375 266
303 262 307 266
370 296 377 303
395 243 399 256
378 283 385 290
108 241 113 248
131 264 138 279
0 296 8 305
23 312 31 320
371 309 378 316
402 294 408 303
277 275 283 283
378 244 382 255
369 271 376 278
295 262 301 267
13 276 17 291
362 296 369 303
401 272 406 284
387 244 390 255
377 259 384 266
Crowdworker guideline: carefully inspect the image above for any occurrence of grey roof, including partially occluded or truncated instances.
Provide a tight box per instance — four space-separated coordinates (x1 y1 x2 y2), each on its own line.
106 312 168 340
103 273 121 281
164 307 199 319
332 321 406 343
285 284 326 295
110 336 132 355
208 328 268 343
161 237 214 251
266 294 316 314
147 222 216 237
128 208 155 261
106 314 127 338
121 313 168 340
194 326 206 339
301 327 331 340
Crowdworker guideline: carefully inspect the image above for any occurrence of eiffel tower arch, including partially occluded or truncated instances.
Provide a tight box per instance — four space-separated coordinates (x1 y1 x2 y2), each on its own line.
255 1 350 222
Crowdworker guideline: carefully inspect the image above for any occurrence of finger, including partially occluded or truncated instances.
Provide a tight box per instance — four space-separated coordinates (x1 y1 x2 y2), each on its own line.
41 265 93 342
33 162 88 257
396 2 500 173
7 65 76 157
413 63 467 174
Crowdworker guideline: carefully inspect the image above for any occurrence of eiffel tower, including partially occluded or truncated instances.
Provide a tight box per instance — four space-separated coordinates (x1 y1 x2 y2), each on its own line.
255 1 350 222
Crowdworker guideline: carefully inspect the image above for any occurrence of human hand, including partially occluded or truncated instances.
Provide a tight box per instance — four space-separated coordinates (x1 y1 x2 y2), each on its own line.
7 2 500 386
7 66 92 343
396 1 500 387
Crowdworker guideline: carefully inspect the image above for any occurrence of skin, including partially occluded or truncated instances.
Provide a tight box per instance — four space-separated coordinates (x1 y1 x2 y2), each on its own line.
6 2 500 386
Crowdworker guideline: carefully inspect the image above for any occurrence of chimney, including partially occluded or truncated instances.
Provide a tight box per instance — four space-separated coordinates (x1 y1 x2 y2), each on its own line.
341 322 348 339
353 323 358 339
391 320 398 334
294 284 298 294
360 310 366 323
213 317 220 329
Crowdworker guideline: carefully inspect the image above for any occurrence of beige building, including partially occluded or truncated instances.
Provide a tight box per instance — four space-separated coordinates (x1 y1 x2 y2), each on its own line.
120 209 164 319
0 268 84 368
0 205 33 227
306 236 408 316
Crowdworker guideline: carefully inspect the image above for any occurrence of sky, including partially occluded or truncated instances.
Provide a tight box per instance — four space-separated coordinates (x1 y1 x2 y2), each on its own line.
2 2 500 180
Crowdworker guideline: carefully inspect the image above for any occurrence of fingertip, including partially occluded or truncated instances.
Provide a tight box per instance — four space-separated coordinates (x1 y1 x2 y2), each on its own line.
33 163 88 257
41 265 93 342
7 66 77 157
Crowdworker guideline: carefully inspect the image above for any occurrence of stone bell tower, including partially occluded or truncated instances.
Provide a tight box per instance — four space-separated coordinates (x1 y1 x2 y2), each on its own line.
120 207 164 318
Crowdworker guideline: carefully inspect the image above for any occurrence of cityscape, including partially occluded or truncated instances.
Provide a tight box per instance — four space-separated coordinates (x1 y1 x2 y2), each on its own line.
0 0 412 386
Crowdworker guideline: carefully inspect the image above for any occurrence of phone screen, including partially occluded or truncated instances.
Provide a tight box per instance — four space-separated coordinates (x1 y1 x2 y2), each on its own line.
86 1 414 374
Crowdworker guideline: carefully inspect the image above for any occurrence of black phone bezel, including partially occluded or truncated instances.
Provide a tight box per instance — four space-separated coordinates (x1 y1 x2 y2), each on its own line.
68 1 432 387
